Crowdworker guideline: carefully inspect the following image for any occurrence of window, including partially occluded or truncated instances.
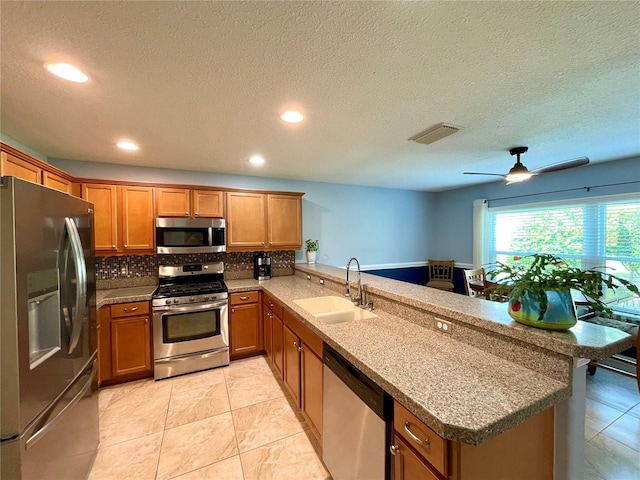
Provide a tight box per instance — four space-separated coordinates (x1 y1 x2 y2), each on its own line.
487 193 640 307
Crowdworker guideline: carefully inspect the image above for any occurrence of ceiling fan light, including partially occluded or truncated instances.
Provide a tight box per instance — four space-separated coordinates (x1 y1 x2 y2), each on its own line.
505 172 532 183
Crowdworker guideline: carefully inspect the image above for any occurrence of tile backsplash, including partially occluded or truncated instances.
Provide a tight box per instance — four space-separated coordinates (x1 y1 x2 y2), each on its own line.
95 251 295 290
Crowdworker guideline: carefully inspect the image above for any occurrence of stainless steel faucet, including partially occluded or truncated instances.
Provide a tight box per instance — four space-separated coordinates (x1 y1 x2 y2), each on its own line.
345 257 373 309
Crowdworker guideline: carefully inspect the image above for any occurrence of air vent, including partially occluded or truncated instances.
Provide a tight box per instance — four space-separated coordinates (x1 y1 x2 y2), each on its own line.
409 123 461 145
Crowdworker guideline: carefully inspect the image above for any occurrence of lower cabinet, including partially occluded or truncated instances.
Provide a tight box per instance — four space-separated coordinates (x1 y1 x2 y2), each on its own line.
392 400 555 480
283 310 324 442
264 292 285 378
229 292 263 360
99 301 153 386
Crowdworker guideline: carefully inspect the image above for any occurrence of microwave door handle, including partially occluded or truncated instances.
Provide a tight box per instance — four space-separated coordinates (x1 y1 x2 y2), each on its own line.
208 227 213 247
64 218 87 354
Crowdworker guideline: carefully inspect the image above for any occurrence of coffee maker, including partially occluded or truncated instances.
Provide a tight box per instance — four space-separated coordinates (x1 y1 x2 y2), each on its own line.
253 252 271 280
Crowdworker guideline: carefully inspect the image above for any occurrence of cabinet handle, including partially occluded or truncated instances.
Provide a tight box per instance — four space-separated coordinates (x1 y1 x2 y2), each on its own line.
390 444 399 456
185 212 189 216
124 244 128 248
145 318 148 324
298 346 302 352
261 241 265 246
195 212 199 216
404 422 430 446
293 341 299 347
124 307 138 312
231 308 235 313
240 295 249 300
112 244 116 248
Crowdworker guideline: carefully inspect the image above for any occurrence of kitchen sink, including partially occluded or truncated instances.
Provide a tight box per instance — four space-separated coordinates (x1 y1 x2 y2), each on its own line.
293 296 377 324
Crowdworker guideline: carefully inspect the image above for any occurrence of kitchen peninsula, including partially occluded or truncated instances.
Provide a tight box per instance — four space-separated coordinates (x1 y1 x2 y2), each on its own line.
227 263 630 480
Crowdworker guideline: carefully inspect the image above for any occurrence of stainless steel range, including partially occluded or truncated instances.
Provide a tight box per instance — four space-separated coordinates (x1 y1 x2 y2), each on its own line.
152 261 229 380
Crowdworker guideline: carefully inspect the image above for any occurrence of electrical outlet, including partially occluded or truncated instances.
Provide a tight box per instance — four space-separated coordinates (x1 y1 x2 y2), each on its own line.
435 318 452 333
319 279 324 285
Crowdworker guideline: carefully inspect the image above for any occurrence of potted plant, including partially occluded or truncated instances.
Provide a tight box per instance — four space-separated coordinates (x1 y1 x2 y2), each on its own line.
487 253 639 330
305 239 319 265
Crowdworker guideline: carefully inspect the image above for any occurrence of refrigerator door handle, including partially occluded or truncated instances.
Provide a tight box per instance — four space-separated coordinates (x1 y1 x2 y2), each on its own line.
25 361 96 450
64 217 87 354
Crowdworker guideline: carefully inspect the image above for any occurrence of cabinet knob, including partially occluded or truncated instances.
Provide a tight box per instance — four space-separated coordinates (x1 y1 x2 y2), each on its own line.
231 308 235 313
185 212 189 216
195 212 199 216
145 318 148 324
298 346 302 352
124 244 128 248
390 444 399 456
261 241 265 246
112 244 116 248
293 341 299 347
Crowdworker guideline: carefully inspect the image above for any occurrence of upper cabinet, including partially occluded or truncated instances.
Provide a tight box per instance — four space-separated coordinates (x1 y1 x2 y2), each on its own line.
1 143 76 195
156 187 224 218
226 192 302 251
82 183 155 254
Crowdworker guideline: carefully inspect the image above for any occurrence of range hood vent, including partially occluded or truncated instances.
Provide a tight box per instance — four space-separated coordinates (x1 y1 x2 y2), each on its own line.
409 123 461 145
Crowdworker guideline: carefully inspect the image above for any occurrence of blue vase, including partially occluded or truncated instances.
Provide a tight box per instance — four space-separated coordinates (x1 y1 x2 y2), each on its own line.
508 289 577 330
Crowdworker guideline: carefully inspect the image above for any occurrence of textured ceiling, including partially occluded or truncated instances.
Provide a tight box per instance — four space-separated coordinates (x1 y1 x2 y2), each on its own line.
1 1 639 192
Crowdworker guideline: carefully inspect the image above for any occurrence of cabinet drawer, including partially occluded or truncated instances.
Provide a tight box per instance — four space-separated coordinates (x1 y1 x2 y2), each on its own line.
230 291 260 306
263 292 283 318
111 301 150 318
394 401 448 477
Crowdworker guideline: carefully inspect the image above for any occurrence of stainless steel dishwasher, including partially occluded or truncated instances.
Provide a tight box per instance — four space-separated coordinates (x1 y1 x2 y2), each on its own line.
322 344 393 480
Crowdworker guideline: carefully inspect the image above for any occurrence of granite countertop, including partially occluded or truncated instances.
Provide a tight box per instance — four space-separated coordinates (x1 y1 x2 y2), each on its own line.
96 285 157 308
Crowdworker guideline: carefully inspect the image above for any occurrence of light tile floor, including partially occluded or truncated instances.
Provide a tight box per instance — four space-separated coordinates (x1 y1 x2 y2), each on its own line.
585 367 640 480
89 355 639 480
89 356 330 480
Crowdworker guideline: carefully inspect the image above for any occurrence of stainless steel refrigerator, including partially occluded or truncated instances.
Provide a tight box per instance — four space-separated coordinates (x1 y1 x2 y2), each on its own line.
1 177 99 480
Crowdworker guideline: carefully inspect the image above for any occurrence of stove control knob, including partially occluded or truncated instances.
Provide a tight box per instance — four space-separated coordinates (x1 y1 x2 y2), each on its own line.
173 298 179 304
165 299 171 305
204 265 208 270
190 297 195 302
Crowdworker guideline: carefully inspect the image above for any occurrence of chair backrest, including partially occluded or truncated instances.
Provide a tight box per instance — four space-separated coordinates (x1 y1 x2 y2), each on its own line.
463 268 485 297
427 260 454 282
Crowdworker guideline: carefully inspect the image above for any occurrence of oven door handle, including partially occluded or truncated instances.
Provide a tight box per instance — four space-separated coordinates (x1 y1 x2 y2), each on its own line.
154 300 228 313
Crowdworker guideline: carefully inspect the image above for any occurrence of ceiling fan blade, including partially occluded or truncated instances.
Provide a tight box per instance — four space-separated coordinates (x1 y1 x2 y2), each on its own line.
530 157 589 174
463 172 507 177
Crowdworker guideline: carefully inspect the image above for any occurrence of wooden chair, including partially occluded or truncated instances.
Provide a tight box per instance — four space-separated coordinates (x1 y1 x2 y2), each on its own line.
426 260 455 292
463 268 485 298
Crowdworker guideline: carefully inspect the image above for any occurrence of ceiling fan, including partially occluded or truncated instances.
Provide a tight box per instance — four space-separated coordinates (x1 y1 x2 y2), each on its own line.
464 147 590 184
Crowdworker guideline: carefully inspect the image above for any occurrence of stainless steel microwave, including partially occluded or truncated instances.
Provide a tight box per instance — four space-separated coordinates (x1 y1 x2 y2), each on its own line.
156 218 226 254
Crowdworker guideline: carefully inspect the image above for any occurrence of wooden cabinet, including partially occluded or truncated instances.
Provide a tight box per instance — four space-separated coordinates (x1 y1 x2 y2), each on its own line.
282 309 324 442
43 170 74 194
229 291 263 360
283 325 302 404
192 189 223 217
82 184 119 252
267 194 302 249
155 187 224 218
226 192 302 251
121 186 155 251
263 292 285 377
392 435 440 480
1 151 42 183
1 144 76 194
82 183 154 254
98 301 152 386
226 192 267 250
392 400 554 480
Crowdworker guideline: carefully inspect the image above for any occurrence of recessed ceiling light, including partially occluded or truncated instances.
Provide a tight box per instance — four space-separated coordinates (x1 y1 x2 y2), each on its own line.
249 155 265 165
280 110 304 123
117 141 139 151
45 63 89 83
